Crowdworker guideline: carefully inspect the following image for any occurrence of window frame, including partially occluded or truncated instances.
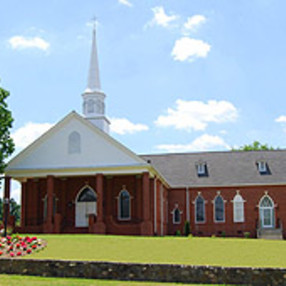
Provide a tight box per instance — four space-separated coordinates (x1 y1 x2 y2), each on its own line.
257 161 267 173
172 207 182 224
213 194 225 223
233 193 245 223
118 189 131 221
195 194 206 224
197 163 206 175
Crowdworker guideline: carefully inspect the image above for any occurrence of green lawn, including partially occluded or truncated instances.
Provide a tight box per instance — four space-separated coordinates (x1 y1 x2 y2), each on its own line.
0 275 224 286
24 234 286 268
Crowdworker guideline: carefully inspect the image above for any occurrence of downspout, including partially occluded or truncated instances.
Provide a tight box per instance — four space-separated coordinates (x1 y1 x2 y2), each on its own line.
160 185 164 236
186 187 190 222
154 177 157 235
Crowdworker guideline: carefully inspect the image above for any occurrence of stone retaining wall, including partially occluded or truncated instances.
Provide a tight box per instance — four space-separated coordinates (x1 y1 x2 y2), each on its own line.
0 258 285 285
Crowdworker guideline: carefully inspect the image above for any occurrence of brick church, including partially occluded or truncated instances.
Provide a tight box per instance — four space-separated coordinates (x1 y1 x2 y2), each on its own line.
4 26 286 239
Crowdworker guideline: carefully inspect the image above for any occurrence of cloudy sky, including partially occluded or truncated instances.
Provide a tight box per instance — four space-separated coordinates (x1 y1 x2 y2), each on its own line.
1 0 286 200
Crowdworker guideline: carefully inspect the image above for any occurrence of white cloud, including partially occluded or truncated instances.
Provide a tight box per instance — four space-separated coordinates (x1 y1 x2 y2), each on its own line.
275 115 286 132
275 115 286 123
171 37 211 62
183 15 206 34
156 134 230 153
118 0 133 7
12 122 53 151
155 99 238 131
8 36 50 51
110 118 149 135
146 6 179 28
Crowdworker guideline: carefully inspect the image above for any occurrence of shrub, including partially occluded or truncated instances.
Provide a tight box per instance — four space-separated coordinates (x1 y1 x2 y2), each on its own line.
221 231 226 238
184 221 191 236
244 232 251 238
175 230 181 236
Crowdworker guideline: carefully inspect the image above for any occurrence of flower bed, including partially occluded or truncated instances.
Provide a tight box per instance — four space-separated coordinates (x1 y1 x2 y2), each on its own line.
0 235 46 258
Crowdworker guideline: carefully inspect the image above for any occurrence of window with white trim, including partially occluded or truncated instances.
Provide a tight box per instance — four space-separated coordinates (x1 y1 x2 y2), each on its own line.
195 194 205 223
118 189 131 220
257 161 267 173
197 163 206 176
214 194 225 222
233 193 245 223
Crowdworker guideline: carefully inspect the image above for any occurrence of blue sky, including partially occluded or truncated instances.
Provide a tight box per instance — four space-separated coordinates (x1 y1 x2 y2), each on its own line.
1 0 286 163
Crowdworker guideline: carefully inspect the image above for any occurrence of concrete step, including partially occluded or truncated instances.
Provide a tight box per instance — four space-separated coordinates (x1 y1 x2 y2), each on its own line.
257 228 283 240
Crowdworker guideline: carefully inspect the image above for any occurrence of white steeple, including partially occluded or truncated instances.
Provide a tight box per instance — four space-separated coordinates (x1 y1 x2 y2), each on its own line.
82 21 110 133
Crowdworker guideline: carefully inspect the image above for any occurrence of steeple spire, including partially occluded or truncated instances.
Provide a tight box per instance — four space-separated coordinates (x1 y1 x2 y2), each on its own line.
82 20 110 133
86 21 101 93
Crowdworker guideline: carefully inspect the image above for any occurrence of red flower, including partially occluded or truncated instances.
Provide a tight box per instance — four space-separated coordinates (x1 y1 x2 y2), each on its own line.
16 243 20 248
0 251 3 255
27 249 32 254
32 244 37 249
16 251 22 256
6 236 11 240
10 252 14 257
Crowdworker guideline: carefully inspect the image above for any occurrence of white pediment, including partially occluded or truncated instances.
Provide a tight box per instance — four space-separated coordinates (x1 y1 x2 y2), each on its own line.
6 112 147 176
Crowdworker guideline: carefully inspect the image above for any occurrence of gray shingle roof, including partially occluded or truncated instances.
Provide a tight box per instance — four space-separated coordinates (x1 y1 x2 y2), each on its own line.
140 150 286 188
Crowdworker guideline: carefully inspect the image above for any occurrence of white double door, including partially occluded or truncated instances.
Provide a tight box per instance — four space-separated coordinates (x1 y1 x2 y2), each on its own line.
76 202 96 227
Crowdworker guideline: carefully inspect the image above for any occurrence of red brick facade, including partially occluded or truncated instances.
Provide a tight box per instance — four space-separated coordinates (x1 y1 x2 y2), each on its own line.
5 172 286 238
168 185 286 238
11 173 167 236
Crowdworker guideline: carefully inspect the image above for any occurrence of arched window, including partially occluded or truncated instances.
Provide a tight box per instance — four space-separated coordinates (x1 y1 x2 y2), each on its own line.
195 194 205 223
68 131 81 154
259 194 275 228
214 194 225 222
78 187 97 202
118 190 131 220
172 205 181 224
233 193 245 223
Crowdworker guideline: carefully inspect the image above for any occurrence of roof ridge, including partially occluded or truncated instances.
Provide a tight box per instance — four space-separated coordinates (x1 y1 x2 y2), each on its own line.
139 149 286 157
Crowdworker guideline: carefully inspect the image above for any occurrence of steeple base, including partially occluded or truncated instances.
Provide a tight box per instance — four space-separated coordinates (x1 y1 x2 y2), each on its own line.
86 116 110 133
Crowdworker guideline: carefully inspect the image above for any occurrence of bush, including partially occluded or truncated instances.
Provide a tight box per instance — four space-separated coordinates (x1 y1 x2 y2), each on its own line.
184 221 191 236
221 231 226 238
175 230 181 236
244 232 250 238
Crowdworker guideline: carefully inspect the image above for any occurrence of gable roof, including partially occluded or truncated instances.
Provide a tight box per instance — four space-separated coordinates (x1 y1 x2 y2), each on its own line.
141 150 286 188
6 111 148 178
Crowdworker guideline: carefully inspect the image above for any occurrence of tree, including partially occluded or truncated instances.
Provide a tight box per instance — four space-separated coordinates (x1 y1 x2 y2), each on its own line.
9 198 21 224
232 141 275 151
0 84 15 174
0 198 20 225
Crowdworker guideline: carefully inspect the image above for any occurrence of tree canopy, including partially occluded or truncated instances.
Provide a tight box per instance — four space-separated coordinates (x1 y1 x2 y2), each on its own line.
0 84 15 174
232 141 275 151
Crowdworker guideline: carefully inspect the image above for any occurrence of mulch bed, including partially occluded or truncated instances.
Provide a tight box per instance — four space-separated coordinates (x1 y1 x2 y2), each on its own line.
0 235 47 258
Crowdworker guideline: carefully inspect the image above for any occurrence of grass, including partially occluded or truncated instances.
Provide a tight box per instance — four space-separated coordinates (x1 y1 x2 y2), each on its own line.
23 234 286 268
0 275 225 286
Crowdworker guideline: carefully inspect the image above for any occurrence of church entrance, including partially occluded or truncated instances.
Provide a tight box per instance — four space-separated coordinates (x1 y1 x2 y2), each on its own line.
75 186 97 227
259 195 274 228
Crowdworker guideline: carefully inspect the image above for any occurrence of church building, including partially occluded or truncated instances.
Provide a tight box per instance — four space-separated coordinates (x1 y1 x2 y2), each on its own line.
4 26 286 239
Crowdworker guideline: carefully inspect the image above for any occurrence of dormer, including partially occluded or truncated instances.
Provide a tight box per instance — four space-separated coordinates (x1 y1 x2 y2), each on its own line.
196 161 208 177
256 160 270 175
